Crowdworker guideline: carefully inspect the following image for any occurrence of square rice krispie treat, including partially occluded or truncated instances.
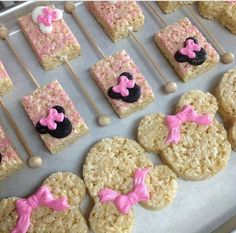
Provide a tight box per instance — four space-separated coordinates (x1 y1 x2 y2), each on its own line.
90 50 155 118
18 6 81 70
157 1 193 14
155 17 219 82
0 124 23 181
21 80 89 154
0 60 13 96
86 1 144 43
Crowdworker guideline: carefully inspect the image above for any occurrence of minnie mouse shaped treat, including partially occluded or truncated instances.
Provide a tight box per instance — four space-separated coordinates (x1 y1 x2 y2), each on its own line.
138 90 231 181
22 80 88 154
215 67 236 151
0 172 88 233
18 6 80 70
83 137 177 233
90 50 155 118
198 1 236 35
155 18 219 82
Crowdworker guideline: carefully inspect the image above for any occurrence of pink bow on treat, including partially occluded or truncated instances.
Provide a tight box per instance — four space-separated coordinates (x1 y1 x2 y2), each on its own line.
39 108 64 130
179 38 201 59
12 185 70 233
112 76 135 97
99 168 150 214
165 105 212 144
37 7 58 27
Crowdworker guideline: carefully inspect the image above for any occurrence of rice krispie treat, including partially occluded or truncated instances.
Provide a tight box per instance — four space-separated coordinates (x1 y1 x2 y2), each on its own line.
138 90 231 181
90 50 155 118
155 17 220 82
86 1 144 43
18 6 81 70
0 124 23 181
157 1 193 14
198 1 236 35
0 60 13 96
21 80 89 154
215 67 236 151
0 172 88 233
83 137 177 233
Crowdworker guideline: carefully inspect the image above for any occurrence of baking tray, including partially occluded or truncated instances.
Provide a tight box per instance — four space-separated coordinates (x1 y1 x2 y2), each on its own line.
0 1 236 233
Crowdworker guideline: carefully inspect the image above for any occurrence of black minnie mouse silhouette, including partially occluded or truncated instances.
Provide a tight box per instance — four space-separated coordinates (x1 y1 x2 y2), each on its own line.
107 72 141 103
175 37 207 66
36 106 72 139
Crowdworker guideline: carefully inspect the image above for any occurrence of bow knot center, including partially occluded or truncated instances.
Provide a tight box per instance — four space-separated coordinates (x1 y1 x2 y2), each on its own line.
27 195 40 209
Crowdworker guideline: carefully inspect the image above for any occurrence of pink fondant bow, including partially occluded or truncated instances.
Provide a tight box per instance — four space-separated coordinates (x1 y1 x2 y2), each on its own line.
179 38 201 59
165 105 212 144
40 108 64 130
37 7 58 27
112 76 135 97
99 168 149 214
12 185 70 233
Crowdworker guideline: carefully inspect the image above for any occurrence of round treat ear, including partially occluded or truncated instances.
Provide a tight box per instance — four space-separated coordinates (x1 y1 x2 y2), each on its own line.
137 113 168 153
83 137 153 199
141 165 177 210
0 198 18 232
53 105 65 114
228 120 236 151
176 90 218 118
43 172 86 207
89 202 134 233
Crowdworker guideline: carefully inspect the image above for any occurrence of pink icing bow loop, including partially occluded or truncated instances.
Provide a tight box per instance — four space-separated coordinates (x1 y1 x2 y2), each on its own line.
39 108 64 130
179 39 201 59
12 185 70 233
165 105 212 144
112 76 135 97
37 7 58 27
99 168 150 214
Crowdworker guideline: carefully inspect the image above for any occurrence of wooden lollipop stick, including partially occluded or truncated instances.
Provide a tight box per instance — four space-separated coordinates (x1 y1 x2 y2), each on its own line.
0 27 41 88
144 2 168 28
184 4 234 64
128 28 177 94
64 2 106 59
61 56 110 126
0 98 42 168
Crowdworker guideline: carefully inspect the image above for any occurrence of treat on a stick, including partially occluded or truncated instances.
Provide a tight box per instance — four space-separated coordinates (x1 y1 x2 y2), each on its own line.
22 80 89 154
0 123 23 181
18 6 80 70
157 1 193 14
0 60 13 96
155 18 220 82
0 172 88 232
90 50 155 118
86 1 144 43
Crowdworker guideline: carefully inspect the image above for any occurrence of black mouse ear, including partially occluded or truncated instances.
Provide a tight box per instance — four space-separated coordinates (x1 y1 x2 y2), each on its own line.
185 37 198 46
36 122 49 134
107 87 122 99
53 106 65 114
174 51 188 63
119 72 133 80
